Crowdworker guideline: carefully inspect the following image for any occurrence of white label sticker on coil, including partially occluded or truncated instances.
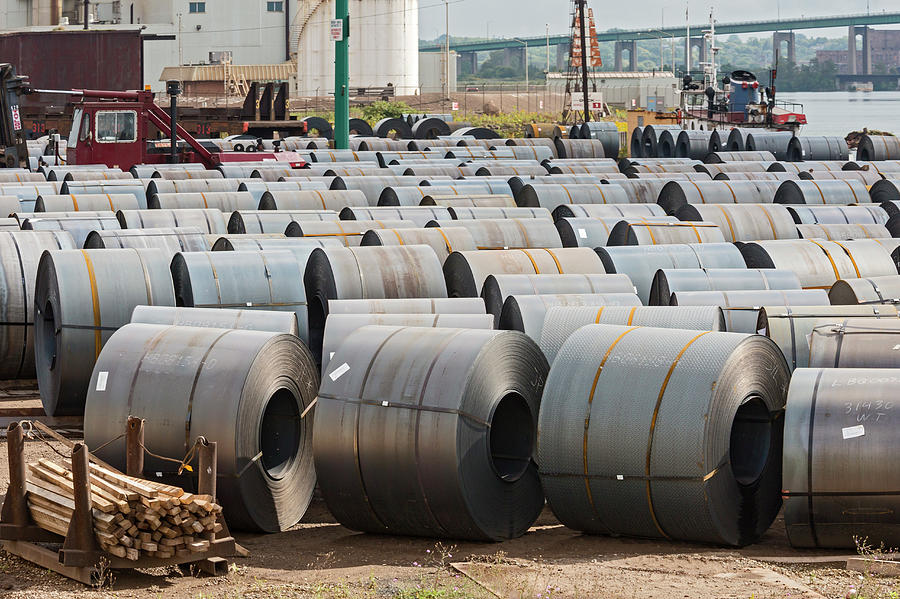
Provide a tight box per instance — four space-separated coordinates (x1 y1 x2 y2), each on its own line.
616 475 624 481
246 302 252 306
842 425 865 440
329 352 335 360
329 362 350 381
578 228 587 239
893 344 900 350
96 371 108 392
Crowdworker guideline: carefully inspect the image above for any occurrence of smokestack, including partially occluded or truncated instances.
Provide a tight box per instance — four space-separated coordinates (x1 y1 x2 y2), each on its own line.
83 0 90 30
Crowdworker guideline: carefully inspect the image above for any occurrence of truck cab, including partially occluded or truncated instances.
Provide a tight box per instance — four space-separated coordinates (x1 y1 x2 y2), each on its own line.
68 101 145 171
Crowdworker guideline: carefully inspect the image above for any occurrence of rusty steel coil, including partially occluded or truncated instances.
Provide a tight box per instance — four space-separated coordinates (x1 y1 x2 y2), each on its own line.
35 193 140 213
426 218 562 250
774 180 870 205
650 268 802 306
551 203 666 221
480 273 636 322
676 203 798 241
360 227 477 264
420 195 517 208
740 239 898 289
34 248 176 416
515 184 630 210
148 191 256 211
83 226 209 255
117 209 227 234
787 205 889 225
670 289 830 333
539 324 788 545
783 368 900 548
22 215 120 247
304 245 448 362
607 219 725 245
285 219 416 246
340 206 450 227
657 180 780 214
498 293 642 340
796 223 891 241
314 325 547 540
130 305 299 336
228 210 339 234
443 248 606 298
85 323 317 532
595 243 746 303
828 275 900 305
704 151 777 163
257 189 368 211
807 318 900 368
555 216 676 248
538 305 726 363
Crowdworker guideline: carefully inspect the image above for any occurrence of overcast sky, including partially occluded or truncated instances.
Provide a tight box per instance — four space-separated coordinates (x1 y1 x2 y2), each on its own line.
418 0 897 40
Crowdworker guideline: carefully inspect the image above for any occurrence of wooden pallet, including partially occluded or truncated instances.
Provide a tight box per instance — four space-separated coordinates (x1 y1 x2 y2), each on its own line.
0 380 83 438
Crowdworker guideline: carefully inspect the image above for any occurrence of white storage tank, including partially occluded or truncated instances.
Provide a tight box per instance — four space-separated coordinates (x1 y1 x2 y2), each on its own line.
294 0 419 96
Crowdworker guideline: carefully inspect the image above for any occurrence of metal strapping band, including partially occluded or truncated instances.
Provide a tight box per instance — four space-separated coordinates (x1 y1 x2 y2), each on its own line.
79 250 103 359
519 249 541 274
805 369 825 547
807 239 842 282
542 249 564 273
318 392 491 427
432 228 454 253
688 180 706 204
511 218 532 247
70 194 79 211
592 184 608 204
715 204 737 242
561 185 574 204
593 306 605 323
391 229 405 244
313 190 327 210
832 240 862 279
809 180 827 204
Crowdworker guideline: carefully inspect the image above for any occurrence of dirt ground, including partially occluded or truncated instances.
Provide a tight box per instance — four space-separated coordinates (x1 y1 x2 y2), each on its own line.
0 436 895 599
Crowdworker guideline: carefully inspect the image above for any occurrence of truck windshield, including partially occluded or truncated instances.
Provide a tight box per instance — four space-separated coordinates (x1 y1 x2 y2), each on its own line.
96 111 137 143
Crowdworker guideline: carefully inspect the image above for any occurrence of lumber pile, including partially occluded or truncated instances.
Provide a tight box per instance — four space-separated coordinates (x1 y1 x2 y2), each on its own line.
25 458 223 561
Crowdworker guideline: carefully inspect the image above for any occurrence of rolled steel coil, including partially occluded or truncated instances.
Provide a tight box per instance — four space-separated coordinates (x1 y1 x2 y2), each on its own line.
315 325 546 540
83 227 208 255
650 268 802 306
657 180 780 214
881 201 900 220
330 176 446 204
0 183 62 206
328 297 485 316
14 211 111 223
258 189 368 211
443 248 606 298
58 182 146 203
498 293 641 339
448 127 499 140
808 318 900 368
829 275 900 305
694 162 775 177
539 324 788 545
554 138 606 160
0 231 76 379
596 243 746 303
211 236 341 251
285 219 415 246
309 150 379 163
676 203 799 241
473 164 548 177
629 127 644 158
508 175 594 196
22 215 120 247
713 171 799 181
426 218 562 250
671 289 830 333
447 206 550 220
726 128 754 151
377 186 462 207
324 166 394 178
373 117 413 139
774 180 869 205
757 305 899 371
523 123 556 138
35 248 175 416
655 130 679 158
361 227 477 264
675 130 714 160
351 138 410 151
131 305 299 335
640 125 683 158
612 179 669 204
886 214 900 238
787 205 888 225
117 209 227 234
421 195 516 208
61 171 133 182
35 193 140 212
552 203 666 220
870 180 900 204
412 117 451 139
347 119 374 137
321 312 494 371
130 164 205 178
85 323 317 532
0 172 46 183
172 249 312 342
228 210 339 234
501 145 554 162
148 191 256 211
0 195 20 216
304 245 447 361
607 219 725 245
538 305 726 363
401 165 468 179
799 170 883 185
341 206 450 227
516 184 629 209
556 216 676 248
481 273 636 322
796 223 891 241
857 134 900 161
154 169 224 181
504 138 557 157
579 122 620 158
146 178 239 197
741 239 898 289
545 164 622 176
628 172 713 181
786 137 849 162
708 129 726 153
704 151 777 163
746 132 795 160
624 163 701 176
783 367 900 548
0 218 18 229
302 116 333 138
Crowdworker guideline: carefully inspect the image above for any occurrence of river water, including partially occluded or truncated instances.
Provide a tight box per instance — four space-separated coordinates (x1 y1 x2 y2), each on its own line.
777 91 900 138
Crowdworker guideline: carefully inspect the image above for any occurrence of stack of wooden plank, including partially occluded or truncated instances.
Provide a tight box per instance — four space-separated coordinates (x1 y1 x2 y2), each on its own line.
25 458 223 561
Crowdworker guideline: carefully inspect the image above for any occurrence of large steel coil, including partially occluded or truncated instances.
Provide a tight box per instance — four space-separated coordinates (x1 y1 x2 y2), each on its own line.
315 325 546 540
607 219 725 245
713 171 799 181
35 248 175 416
556 216 676 248
676 203 799 242
258 189 368 211
579 122 620 158
473 164 548 177
554 138 606 159
783 368 900 548
596 243 746 303
411 117 451 139
58 182 148 208
154 168 224 181
707 129 726 153
675 130 714 159
888 214 900 238
704 151 777 163
611 179 668 204
321 312 494 371
83 227 208 255
379 184 488 207
657 180 780 214
85 324 317 532
304 245 447 362
516 184 629 209
421 195 516 208
443 248 606 298
498 293 641 340
401 165 468 179
624 163 701 176
726 128 754 151
0 183 62 206
131 163 204 178
309 150 379 163
538 305 725 363
447 206 550 220
285 219 416 246
786 137 849 162
36 193 140 212
341 206 450 227
330 176 442 204
799 169 883 186
857 135 900 161
360 227 477 263
745 131 794 161
351 138 409 151
629 127 644 158
117 209 227 234
22 215 120 247
808 318 900 368
145 179 238 197
228 210 339 234
829 275 900 304
795 223 891 241
671 289 830 333
131 305 299 335
44 166 121 181
0 231 76 379
552 203 666 220
211 236 341 252
694 162 775 177
327 297 485 316
640 125 683 158
426 218 562 250
655 130 679 158
787 205 888 225
481 273 636 322
741 239 898 289
870 180 900 205
757 305 899 371
0 196 20 216
650 268 802 306
501 145 554 162
774 180 869 205
148 191 256 211
538 324 788 545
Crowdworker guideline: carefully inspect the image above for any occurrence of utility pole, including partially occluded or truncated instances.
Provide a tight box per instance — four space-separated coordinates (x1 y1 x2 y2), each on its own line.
334 0 349 149
685 2 690 73
444 0 450 100
546 23 550 74
177 13 183 66
83 0 89 29
576 0 590 121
